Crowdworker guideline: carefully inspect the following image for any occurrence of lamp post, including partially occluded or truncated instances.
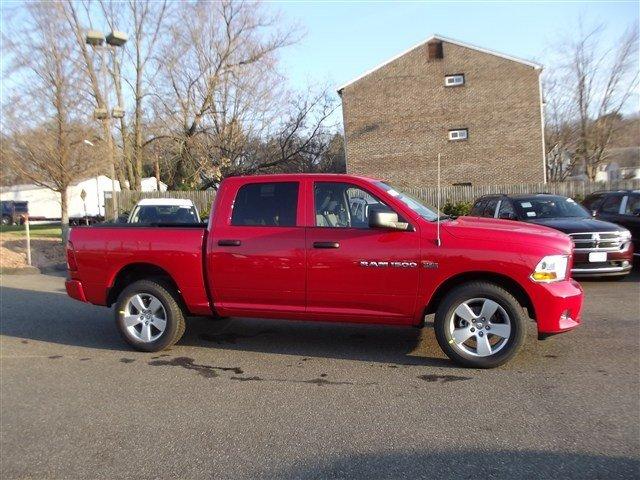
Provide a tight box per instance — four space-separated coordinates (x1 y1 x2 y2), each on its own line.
85 29 128 221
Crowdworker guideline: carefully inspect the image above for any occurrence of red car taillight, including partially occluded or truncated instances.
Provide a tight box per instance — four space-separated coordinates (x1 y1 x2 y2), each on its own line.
66 241 78 271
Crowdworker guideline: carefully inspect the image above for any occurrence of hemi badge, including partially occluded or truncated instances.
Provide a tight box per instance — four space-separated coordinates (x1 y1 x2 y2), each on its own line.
422 261 439 269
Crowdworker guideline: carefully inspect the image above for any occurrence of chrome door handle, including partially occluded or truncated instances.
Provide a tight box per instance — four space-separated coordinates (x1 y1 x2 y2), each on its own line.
218 239 241 247
313 241 340 249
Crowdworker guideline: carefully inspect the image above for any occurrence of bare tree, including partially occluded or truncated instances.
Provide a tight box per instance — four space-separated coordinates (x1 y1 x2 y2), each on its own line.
150 0 300 188
545 22 639 181
3 3 102 240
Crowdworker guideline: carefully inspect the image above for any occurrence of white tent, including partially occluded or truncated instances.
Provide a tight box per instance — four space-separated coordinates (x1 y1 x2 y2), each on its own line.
0 176 167 219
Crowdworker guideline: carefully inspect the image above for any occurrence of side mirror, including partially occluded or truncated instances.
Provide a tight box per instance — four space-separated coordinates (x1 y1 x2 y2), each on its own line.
368 210 409 230
498 212 517 220
632 208 640 217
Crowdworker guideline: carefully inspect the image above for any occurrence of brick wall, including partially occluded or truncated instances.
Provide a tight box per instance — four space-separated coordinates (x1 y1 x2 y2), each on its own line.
339 40 545 187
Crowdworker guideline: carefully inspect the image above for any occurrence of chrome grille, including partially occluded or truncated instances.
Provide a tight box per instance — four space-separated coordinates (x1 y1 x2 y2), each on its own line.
569 231 626 252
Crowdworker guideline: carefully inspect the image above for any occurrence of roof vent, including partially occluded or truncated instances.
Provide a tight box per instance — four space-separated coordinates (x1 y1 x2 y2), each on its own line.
427 39 443 60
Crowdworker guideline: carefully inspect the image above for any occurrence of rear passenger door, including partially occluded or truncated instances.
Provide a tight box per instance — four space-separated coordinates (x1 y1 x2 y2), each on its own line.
208 181 306 315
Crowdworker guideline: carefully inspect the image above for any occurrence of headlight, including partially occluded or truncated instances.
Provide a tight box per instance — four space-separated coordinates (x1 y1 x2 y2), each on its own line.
531 255 569 283
620 230 632 242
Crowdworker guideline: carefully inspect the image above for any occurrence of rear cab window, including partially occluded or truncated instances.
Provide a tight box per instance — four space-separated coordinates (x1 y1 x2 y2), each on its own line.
231 182 299 227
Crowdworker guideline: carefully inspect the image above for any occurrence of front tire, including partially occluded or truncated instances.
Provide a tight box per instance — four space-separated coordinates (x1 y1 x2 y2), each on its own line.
115 279 186 352
434 281 526 368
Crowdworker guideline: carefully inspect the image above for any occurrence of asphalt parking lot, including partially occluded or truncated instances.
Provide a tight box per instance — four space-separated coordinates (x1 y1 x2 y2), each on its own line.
1 271 639 479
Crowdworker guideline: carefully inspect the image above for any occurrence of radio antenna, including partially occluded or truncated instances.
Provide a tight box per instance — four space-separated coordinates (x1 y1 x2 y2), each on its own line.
436 153 442 247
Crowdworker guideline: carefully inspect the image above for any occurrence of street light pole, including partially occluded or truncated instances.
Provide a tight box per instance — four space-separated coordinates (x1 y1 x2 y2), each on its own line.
85 30 128 222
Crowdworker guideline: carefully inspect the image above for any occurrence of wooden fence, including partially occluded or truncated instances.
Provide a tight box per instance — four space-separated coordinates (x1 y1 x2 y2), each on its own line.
110 178 640 217
403 178 640 206
109 190 217 218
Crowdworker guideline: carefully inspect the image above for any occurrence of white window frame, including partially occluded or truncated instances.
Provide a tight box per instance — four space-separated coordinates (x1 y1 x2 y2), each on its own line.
445 74 465 87
448 129 468 141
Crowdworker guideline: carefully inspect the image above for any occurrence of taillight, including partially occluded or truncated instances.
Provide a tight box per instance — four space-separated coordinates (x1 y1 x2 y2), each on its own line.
66 241 78 271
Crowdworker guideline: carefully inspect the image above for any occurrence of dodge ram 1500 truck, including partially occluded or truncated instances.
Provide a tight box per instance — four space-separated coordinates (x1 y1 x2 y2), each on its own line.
66 174 584 368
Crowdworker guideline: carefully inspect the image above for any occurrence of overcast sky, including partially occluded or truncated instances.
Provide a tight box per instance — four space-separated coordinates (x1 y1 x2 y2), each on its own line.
275 1 638 105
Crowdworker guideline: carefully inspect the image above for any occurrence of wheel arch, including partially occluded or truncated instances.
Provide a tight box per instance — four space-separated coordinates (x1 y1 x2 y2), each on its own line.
106 262 182 308
424 271 536 322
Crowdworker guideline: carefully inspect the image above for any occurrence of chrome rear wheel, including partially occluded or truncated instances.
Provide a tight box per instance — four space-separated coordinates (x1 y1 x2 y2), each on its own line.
123 293 167 343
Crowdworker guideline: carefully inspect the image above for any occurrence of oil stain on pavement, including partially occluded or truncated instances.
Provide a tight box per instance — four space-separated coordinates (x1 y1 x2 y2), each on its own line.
148 356 243 378
198 329 278 344
418 374 471 383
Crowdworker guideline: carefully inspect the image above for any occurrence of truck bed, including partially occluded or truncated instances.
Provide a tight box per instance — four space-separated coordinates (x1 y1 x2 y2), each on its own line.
67 225 212 315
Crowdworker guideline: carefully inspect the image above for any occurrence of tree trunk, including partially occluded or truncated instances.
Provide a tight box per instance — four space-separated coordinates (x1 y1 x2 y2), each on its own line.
60 186 69 243
154 158 161 191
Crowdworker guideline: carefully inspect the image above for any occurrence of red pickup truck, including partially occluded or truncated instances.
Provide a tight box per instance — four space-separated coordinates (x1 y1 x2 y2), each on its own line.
66 174 584 368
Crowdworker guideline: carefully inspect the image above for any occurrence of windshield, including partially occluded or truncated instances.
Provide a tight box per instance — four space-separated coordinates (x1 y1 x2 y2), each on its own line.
514 196 590 219
129 205 200 224
375 182 439 221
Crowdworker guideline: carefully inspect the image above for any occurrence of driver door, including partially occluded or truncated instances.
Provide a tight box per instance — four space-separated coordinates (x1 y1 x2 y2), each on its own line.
305 181 420 323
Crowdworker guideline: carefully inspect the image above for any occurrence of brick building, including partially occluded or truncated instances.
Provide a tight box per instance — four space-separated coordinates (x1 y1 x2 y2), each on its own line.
337 35 546 187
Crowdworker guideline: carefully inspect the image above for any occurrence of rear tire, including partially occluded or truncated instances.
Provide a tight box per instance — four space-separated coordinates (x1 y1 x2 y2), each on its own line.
434 281 526 368
115 279 186 352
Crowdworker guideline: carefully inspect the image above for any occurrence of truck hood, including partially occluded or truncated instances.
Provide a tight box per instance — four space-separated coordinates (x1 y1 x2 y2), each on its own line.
442 216 572 253
525 217 626 234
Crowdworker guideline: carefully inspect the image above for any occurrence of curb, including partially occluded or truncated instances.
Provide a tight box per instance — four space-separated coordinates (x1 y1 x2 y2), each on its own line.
40 263 67 274
0 266 41 275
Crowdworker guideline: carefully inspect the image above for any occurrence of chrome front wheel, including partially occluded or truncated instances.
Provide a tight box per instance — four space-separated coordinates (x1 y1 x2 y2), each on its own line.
448 298 512 357
435 282 526 368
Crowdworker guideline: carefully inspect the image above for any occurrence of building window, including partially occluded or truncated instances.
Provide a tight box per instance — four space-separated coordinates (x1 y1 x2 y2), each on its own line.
445 74 465 87
448 129 468 141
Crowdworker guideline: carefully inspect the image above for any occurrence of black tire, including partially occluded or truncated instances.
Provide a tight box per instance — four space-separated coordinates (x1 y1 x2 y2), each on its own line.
1 216 11 226
434 281 527 368
115 279 186 352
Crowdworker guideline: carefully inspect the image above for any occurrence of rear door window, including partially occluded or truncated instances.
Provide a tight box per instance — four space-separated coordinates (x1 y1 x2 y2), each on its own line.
231 182 299 227
600 195 623 214
583 194 604 211
498 199 516 218
482 198 499 217
624 194 640 216
470 199 487 216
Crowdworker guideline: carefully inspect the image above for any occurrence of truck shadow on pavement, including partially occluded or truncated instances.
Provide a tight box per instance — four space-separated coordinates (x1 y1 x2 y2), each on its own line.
1 284 461 367
181 315 456 367
274 449 639 480
1 280 557 369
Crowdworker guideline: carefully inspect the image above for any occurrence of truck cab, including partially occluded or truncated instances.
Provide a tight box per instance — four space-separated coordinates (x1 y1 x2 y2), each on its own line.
66 174 584 368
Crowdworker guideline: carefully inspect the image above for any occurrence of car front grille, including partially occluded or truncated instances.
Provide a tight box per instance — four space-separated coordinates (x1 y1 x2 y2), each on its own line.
569 231 627 252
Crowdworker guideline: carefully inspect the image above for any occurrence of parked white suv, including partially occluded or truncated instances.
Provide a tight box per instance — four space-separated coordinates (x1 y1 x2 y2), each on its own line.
127 198 201 224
